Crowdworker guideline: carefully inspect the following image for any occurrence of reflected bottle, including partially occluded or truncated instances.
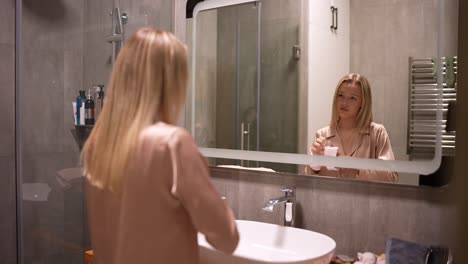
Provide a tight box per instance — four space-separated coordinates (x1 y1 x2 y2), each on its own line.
76 90 86 125
84 89 95 125
95 85 104 121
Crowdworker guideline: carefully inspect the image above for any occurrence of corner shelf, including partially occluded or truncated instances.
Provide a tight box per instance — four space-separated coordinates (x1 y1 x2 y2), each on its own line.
71 125 94 151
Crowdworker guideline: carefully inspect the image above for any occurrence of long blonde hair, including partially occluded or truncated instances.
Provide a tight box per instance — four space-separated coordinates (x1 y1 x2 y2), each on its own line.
82 28 188 191
330 73 373 131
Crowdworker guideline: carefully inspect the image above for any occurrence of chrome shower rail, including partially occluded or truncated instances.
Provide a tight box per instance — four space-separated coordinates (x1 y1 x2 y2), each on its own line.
107 7 128 64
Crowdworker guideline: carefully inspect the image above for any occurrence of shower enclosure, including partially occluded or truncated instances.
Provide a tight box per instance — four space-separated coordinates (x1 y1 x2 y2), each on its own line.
15 1 172 263
191 0 302 172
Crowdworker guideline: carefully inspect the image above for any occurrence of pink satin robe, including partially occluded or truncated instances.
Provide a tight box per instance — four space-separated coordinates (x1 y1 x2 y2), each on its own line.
305 122 399 183
86 122 239 264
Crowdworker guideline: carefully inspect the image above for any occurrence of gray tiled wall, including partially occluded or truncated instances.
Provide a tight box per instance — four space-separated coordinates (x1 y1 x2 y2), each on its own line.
83 0 172 90
210 167 457 257
0 0 17 263
0 158 16 264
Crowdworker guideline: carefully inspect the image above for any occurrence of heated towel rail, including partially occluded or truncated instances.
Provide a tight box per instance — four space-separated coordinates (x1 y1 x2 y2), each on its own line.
407 56 457 160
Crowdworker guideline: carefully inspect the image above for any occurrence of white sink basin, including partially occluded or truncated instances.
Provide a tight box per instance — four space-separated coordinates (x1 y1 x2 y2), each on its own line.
198 220 336 264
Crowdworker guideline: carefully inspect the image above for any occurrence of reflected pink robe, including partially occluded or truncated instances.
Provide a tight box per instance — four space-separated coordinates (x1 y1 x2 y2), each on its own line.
86 122 239 264
305 122 399 182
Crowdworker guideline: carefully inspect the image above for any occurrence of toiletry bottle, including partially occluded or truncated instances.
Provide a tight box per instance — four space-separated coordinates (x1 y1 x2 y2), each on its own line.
80 90 86 125
84 89 95 125
91 85 100 118
95 85 105 120
76 90 86 125
92 85 101 105
99 85 105 101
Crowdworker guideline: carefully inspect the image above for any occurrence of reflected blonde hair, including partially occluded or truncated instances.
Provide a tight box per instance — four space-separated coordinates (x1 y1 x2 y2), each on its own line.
330 73 373 131
82 28 188 191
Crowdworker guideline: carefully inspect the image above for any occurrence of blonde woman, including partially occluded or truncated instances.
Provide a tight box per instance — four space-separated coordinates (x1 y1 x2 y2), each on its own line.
305 73 399 183
82 28 238 264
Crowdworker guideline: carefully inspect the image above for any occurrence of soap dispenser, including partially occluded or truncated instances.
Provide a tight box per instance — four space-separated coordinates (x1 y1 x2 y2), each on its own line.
95 85 104 120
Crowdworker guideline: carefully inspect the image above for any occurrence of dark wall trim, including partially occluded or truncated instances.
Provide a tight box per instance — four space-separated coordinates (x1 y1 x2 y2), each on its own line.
186 0 204 18
456 0 468 257
15 0 23 263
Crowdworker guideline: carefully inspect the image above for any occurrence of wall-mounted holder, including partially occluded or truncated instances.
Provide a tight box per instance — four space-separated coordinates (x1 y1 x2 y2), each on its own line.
71 125 94 151
330 6 338 31
292 44 301 60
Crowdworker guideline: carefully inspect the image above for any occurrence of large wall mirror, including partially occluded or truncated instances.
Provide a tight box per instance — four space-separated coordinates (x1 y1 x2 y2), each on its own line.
185 0 458 185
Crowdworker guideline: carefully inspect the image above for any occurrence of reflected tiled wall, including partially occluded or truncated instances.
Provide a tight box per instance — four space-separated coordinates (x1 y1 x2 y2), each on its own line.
350 0 459 161
188 11 219 148
0 0 17 263
210 167 457 256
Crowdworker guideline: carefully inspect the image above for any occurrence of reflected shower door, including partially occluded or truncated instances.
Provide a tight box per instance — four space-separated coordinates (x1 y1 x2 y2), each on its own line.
193 2 260 167
258 0 301 172
192 0 300 171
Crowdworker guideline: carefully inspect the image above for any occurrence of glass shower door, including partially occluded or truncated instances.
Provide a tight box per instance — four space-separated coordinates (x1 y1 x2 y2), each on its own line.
18 1 173 263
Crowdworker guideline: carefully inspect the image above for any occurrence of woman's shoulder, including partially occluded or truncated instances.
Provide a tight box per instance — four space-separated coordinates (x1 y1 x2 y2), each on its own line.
141 122 194 146
369 122 389 135
370 122 386 130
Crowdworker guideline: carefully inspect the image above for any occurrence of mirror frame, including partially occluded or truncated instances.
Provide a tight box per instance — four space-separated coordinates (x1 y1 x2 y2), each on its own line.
189 0 445 175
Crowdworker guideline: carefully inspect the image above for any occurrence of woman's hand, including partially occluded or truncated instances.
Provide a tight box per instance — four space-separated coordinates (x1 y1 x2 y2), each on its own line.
311 137 326 155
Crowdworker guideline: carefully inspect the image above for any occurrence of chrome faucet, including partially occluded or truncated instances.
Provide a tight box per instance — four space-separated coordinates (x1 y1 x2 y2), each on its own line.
262 187 295 227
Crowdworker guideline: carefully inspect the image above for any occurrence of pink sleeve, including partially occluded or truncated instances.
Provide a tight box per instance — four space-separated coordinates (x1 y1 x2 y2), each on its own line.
358 126 399 182
375 126 395 161
168 128 239 254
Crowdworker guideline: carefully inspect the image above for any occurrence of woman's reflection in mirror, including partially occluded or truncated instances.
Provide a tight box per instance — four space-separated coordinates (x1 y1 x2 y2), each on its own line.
305 73 399 183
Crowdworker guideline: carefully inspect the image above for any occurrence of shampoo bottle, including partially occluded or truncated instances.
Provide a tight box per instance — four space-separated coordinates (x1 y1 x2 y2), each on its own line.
84 89 95 125
76 90 86 125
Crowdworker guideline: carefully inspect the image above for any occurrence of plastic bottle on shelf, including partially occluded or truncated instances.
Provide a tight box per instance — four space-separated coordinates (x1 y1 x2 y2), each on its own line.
95 85 105 120
84 89 95 125
75 90 86 125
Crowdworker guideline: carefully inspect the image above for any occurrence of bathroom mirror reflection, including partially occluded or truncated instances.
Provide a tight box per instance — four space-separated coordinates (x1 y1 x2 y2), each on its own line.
186 0 458 185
